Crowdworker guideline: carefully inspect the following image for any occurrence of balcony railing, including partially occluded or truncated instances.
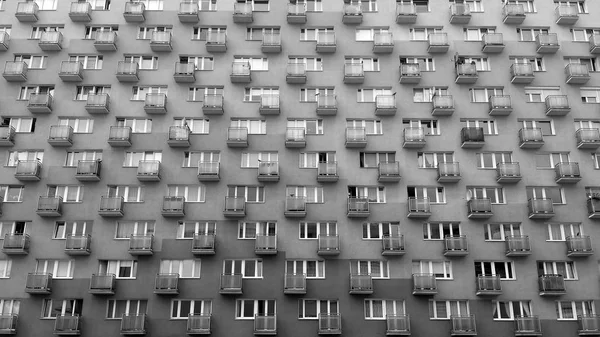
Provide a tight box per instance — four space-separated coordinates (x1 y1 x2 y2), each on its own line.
566 236 593 255
482 33 504 46
169 125 190 142
428 33 449 48
505 235 531 256
437 162 460 180
519 128 543 146
412 273 436 294
375 95 396 111
510 63 534 82
65 234 91 255
3 61 27 80
90 273 116 294
378 161 400 181
260 94 280 111
528 198 554 218
39 31 63 49
400 63 421 77
556 5 578 20
0 126 15 145
451 315 476 335
28 93 53 112
197 162 220 181
232 61 251 75
288 3 306 16
432 95 454 111
162 196 185 216
476 275 502 294
387 315 410 335
255 234 277 254
285 196 307 213
59 61 83 77
318 313 341 334
346 127 367 143
318 234 339 253
284 273 306 294
503 4 525 17
566 63 590 80
456 63 478 82
15 160 41 180
203 94 224 114
2 233 30 254
404 127 425 142
48 125 73 145
151 31 171 44
579 315 600 334
37 196 62 215
496 162 522 183
192 234 215 255
461 127 484 143
137 160 160 179
344 63 364 77
54 315 81 334
129 234 153 254
262 32 281 47
188 313 211 334
317 32 336 46
220 273 243 294
317 94 337 113
450 3 471 18
0 314 17 334
407 197 431 214
515 316 541 335
467 198 492 216
108 126 132 145
206 31 227 45
286 127 306 143
287 62 306 76
396 3 417 16
86 93 110 113
155 273 179 293
444 235 468 254
121 313 146 334
94 31 117 48
382 235 405 255
576 128 600 148
227 127 248 143
99 196 124 215
536 33 559 53
348 197 369 216
25 272 52 293
555 162 580 182
255 314 277 334
489 95 512 115
349 274 373 293
317 161 337 177
590 34 600 53
545 95 570 116
233 2 253 16
117 61 139 75
373 32 393 48
538 274 565 294
16 1 39 20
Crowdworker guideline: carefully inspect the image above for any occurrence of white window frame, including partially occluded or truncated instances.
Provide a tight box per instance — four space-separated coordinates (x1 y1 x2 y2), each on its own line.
116 118 152 133
492 301 533 320
230 119 266 135
485 223 522 241
400 57 435 71
299 222 337 239
243 87 279 102
527 186 565 204
506 0 536 13
179 56 214 71
286 186 324 203
413 87 448 103
539 261 577 280
417 152 454 169
407 186 446 204
409 27 442 41
41 299 82 318
123 151 162 167
0 260 12 278
107 185 144 203
429 300 469 319
345 57 379 72
476 152 513 169
187 86 223 101
474 261 516 280
356 88 391 103
115 221 155 239
0 221 28 236
287 119 324 135
123 55 158 70
467 187 505 204
285 260 325 279
413 260 452 279
0 299 20 315
173 118 209 134
403 119 441 136
223 259 263 278
571 28 600 42
0 186 24 202
137 26 170 40
183 151 220 168
346 119 383 135
7 150 44 167
171 300 212 319
364 300 405 320
299 87 334 102
512 57 545 71
423 222 461 240
298 152 336 168
106 300 147 319
4 117 35 133
99 260 138 279
557 301 595 320
360 152 396 168
131 86 167 100
58 118 94 133
464 27 495 41
350 260 389 279
355 28 389 42
234 57 268 71
362 222 401 240
547 223 583 241
517 28 549 41
176 221 216 239
535 152 570 169
348 186 386 203
298 299 338 319
47 185 84 203
159 260 201 278
470 88 504 103
238 221 276 239
68 55 103 70
296 0 322 12
35 260 74 279
53 221 90 239
167 185 205 203
580 88 600 103
13 54 47 69
227 186 265 203
34 0 58 10
300 28 333 42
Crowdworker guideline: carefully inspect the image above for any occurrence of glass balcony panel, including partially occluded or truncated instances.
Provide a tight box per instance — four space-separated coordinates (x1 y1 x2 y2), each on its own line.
287 63 306 76
401 63 420 76
262 32 281 46
130 234 153 252
188 313 211 333
396 3 416 15
429 33 449 46
207 31 227 44
0 314 18 333
155 273 179 291
576 128 600 147
169 125 190 141
387 315 410 334
413 273 436 291
121 313 146 334
438 162 460 177
286 127 306 142
225 196 245 211
109 126 132 141
137 160 160 176
511 63 534 77
220 273 243 291
456 63 477 76
566 236 593 253
228 127 248 142
461 127 484 142
538 274 565 293
124 2 145 14
318 313 341 333
515 316 541 334
451 315 476 334
284 273 306 292
40 31 62 44
374 32 393 46
379 161 400 176
318 234 339 251
255 234 277 252
404 127 425 141
476 275 501 291
519 128 543 142
376 95 396 109
90 274 115 292
433 95 454 109
505 235 531 254
497 162 521 179
450 3 471 16
468 198 492 213
588 198 600 218
151 31 171 44
3 61 27 77
54 315 80 333
234 2 252 14
344 63 364 77
528 198 554 215
0 126 15 145
350 274 372 292
2 233 30 252
286 196 306 212
556 5 578 17
555 162 580 178
254 314 276 334
16 1 39 15
198 161 219 177
579 315 600 333
489 95 512 109
346 127 366 141
232 62 251 75
16 160 41 177
192 233 215 253
65 234 91 252
174 63 195 77
503 4 525 16
348 197 369 212
566 63 590 77
317 32 336 45
26 272 52 292
99 196 124 212
37 196 62 214
408 197 431 213
29 93 53 108
445 235 468 252
179 2 199 14
590 34 600 53
382 235 404 253
203 94 223 109
261 94 279 109
317 94 336 108
117 61 139 75
483 33 504 45
288 3 306 15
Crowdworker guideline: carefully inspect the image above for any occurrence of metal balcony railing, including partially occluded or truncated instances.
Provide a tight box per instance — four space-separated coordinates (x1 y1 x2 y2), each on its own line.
379 161 400 177
344 63 364 78
438 162 460 177
49 125 73 142
287 62 306 76
86 93 109 108
26 272 52 291
451 315 476 334
476 274 502 292
224 196 245 211
317 94 336 108
555 162 580 178
515 316 541 334
576 128 600 145
396 3 416 15
318 313 341 333
124 2 145 14
566 63 590 77
109 126 132 140
145 93 167 108
90 273 116 292
386 315 410 334
155 273 179 291
450 3 471 16
207 31 226 44
497 162 521 177
220 273 243 291
429 33 449 46
4 61 27 76
16 160 41 177
286 196 307 212
121 313 146 334
179 2 199 14
318 234 339 251
95 31 117 44
255 234 277 252
192 233 215 252
255 314 276 334
468 198 492 213
262 32 281 46
503 4 525 16
232 61 251 75
413 273 436 291
37 196 62 212
588 198 600 216
528 198 554 214
344 4 362 15
0 314 17 333
40 31 62 45
175 62 195 75
163 196 185 212
288 3 306 15
546 95 569 110
519 128 543 143
317 32 335 46
374 32 393 46
401 63 420 76
536 33 559 46
404 127 425 143
408 197 431 213
261 94 279 109
348 197 369 213
350 274 372 292
317 161 337 177
130 234 153 252
445 235 468 252
65 234 91 252
0 126 15 143
138 160 160 177
228 127 248 141
483 33 504 45
511 63 534 77
490 95 512 109
433 95 454 109
16 1 39 15
204 94 223 108
59 61 82 75
198 161 219 177
234 2 252 15
169 125 190 141
556 5 578 17
456 63 477 77
3 233 30 251
505 235 531 254
346 127 367 142
538 274 565 292
54 315 80 334
99 196 124 212
579 315 600 334
188 313 211 334
286 127 306 142
151 31 171 44
376 95 395 109
29 93 52 107
117 61 138 75
382 235 404 252
284 273 306 292
566 236 593 253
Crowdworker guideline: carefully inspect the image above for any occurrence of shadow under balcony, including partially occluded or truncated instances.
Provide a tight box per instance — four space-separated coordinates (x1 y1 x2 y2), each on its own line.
197 162 220 182
220 273 243 295
528 199 554 219
98 196 124 217
412 273 436 295
187 314 211 335
317 234 339 255
15 160 41 181
54 314 81 335
444 235 468 256
255 234 277 255
178 1 199 23
514 316 542 336
284 273 306 294
285 197 307 218
403 127 425 148
536 33 559 54
451 315 477 336
287 3 307 24
2 234 30 255
576 128 600 149
36 196 62 217
496 163 522 183
382 235 405 255
25 272 52 294
168 125 191 147
162 196 185 217
538 274 565 296
349 274 373 295
378 161 400 182
396 3 417 23
3 61 27 82
432 95 454 116
386 315 410 336
502 4 526 24
154 273 179 295
85 94 110 114
137 160 161 182
519 128 544 149
89 274 116 295
203 94 224 115
317 161 338 182
437 162 461 183
467 198 493 219
489 95 513 116
192 234 215 255
482 33 505 53
223 196 246 218
407 197 431 218
566 236 593 257
347 197 369 218
555 162 581 184
428 33 449 53
318 314 341 335
285 127 306 148
505 235 532 256
65 234 91 256
475 275 502 296
373 32 394 54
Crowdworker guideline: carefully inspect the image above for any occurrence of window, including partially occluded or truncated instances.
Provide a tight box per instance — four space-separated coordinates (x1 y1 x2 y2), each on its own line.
555 0 586 13
171 300 212 319
123 151 162 167
41 299 82 318
107 185 144 203
287 119 323 135
300 87 334 102
535 152 570 169
53 221 91 239
68 55 103 69
462 0 484 12
360 152 396 168
413 260 452 279
423 222 461 240
83 26 117 39
594 153 600 169
520 120 554 135
407 186 445 203
65 150 102 167
467 187 505 204
557 301 595 320
511 57 545 71
357 88 391 102
230 119 266 134
547 223 583 241
167 185 205 203
402 119 441 135
364 300 405 320
132 0 164 10
417 152 454 168
30 26 62 39
179 56 214 71
517 28 549 41
0 0 4 10
82 0 111 10
237 0 269 11
173 118 209 134
355 27 389 42
115 221 155 239
581 88 600 103
409 27 441 41
116 118 152 133
299 152 336 169
413 87 448 103
0 300 20 315
18 85 54 100
470 88 504 102
526 186 565 204
236 300 275 319
58 118 94 133
476 152 513 169
493 301 533 320
348 186 385 203
346 119 382 135
400 57 435 71
6 150 44 167
183 151 220 168
35 260 74 279
288 57 323 71
188 86 224 101
461 57 490 71
299 222 337 239
14 55 47 69
538 261 577 279
34 0 58 10
345 57 379 72
192 26 226 41
106 300 147 319
0 221 28 237
571 28 600 42
429 300 469 319
243 87 278 102
285 260 325 278
238 221 276 239
0 186 24 202
507 0 536 12
177 221 216 239
246 27 280 41
223 259 263 278
296 0 322 12
300 27 333 41
227 186 265 203
234 57 268 71
0 260 11 278
286 186 324 203
350 260 389 278
348 0 377 12
241 152 278 168
99 260 137 279
123 55 158 70
464 28 495 41
131 86 167 100
3 117 35 133
160 260 201 278
474 261 515 280
298 299 338 319
565 57 599 72
47 185 84 203
75 85 110 100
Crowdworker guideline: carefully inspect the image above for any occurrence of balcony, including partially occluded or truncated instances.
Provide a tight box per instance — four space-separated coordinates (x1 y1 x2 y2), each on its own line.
378 161 400 182
375 95 396 116
284 273 306 294
129 234 153 255
381 235 405 256
387 315 410 335
455 63 478 84
220 273 243 294
255 234 277 255
451 315 477 336
108 126 132 147
502 4 526 23
192 234 216 255
258 161 279 182
317 161 338 182
538 274 565 296
347 197 369 218
286 63 307 84
444 235 468 256
2 234 30 255
318 314 341 335
412 273 436 295
123 2 145 22
588 198 600 219
482 33 505 53
545 95 570 116
168 125 191 147
3 61 27 82
316 94 337 115
0 32 8 51
373 32 394 53
162 196 185 217
536 33 559 54
69 2 92 22
15 160 42 181
399 63 421 83
233 3 253 23
137 160 161 182
566 63 590 84
396 3 417 23
173 62 195 83
121 313 146 335
16 2 39 22
144 93 167 114
27 93 53 113
489 95 512 116
528 199 554 219
591 34 600 54
555 162 581 184
460 127 485 148
403 127 425 148
230 61 251 83
407 197 431 218
187 314 211 335
255 314 277 335
349 274 373 294
432 95 454 116
428 33 449 53
318 234 340 255
54 315 81 335
437 162 460 183
449 3 471 24
98 196 124 217
150 31 172 52
0 314 17 334
36 196 62 217
85 94 110 114
579 315 600 335
496 162 522 183
467 198 493 219
48 125 73 147
197 162 220 182
285 127 306 148
203 94 224 115
178 1 199 23
344 63 364 84
556 5 579 25
259 94 280 115
476 275 502 296
510 63 534 84
154 273 179 294
566 236 593 257
262 33 281 53
206 31 227 52
25 273 52 294
58 61 84 82
576 128 600 149
224 196 246 217
94 31 117 51
227 127 249 147
287 3 307 23
316 32 336 53
514 316 542 336
116 61 139 82
519 128 543 149
342 4 362 24
505 235 532 256
345 127 367 148
65 234 91 255
0 126 15 146
89 274 116 295
39 31 63 51
285 196 307 218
